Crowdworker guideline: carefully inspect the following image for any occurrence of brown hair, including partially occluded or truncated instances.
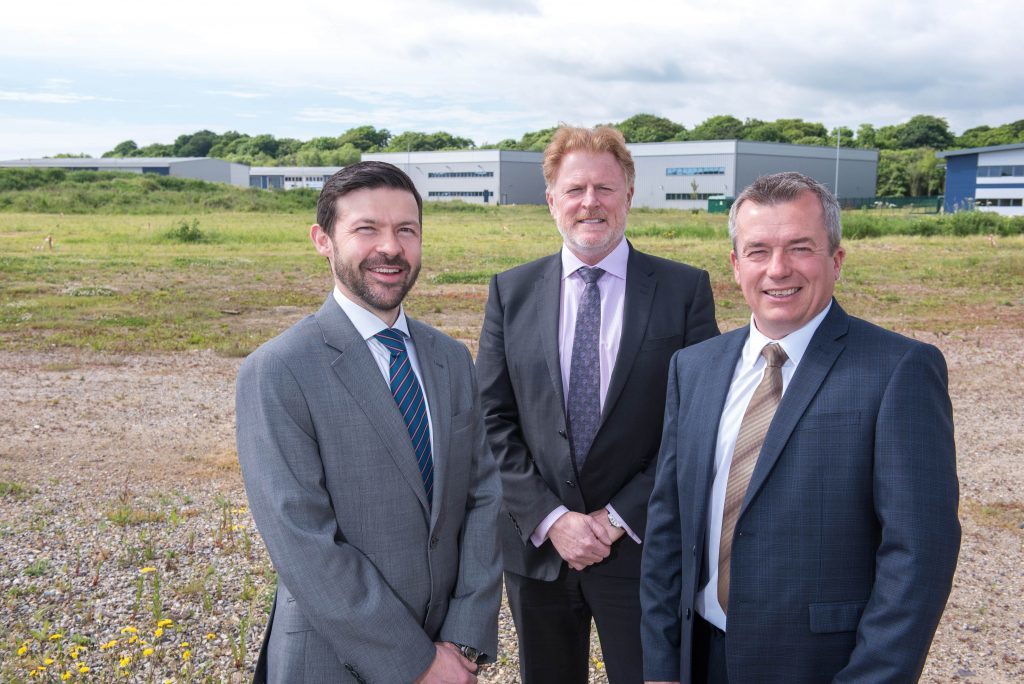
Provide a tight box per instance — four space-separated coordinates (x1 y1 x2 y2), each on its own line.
542 125 635 189
728 172 842 253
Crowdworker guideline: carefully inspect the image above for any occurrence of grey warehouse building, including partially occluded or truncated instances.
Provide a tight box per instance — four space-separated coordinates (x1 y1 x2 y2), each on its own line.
249 166 343 191
626 140 879 209
0 157 250 186
361 149 545 205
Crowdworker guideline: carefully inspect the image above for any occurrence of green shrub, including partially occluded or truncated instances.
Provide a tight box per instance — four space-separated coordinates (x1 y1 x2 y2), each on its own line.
164 218 207 243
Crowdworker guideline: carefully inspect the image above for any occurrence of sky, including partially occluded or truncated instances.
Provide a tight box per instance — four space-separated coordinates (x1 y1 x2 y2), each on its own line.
1 0 1022 159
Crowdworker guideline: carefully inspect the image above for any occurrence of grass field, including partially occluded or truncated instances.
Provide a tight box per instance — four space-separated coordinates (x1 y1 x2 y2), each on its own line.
2 206 1021 356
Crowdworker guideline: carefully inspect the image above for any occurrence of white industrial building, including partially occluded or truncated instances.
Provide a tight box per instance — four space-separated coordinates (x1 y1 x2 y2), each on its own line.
361 149 545 205
0 157 250 186
937 143 1024 216
627 140 879 209
249 166 343 190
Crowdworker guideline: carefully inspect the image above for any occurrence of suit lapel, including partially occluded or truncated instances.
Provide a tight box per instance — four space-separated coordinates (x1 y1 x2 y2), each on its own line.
600 245 655 426
315 296 430 514
535 254 567 411
408 318 450 528
694 330 747 528
741 302 849 517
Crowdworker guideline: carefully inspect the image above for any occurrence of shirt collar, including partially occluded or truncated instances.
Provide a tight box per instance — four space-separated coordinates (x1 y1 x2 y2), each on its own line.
740 300 832 371
332 286 411 341
560 237 629 282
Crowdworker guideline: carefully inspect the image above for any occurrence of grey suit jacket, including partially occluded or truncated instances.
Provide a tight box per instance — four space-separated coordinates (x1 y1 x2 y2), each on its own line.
477 244 718 580
641 301 961 682
237 295 502 683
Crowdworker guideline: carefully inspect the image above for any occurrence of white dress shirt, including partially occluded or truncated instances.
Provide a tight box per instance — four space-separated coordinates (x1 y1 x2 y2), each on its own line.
332 287 434 453
530 239 641 547
696 302 832 631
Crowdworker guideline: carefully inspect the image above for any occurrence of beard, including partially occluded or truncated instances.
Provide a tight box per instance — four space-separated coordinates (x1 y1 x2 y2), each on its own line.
333 250 421 315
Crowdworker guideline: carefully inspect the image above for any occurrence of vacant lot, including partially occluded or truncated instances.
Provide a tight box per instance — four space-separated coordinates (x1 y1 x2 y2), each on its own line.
1 208 1021 682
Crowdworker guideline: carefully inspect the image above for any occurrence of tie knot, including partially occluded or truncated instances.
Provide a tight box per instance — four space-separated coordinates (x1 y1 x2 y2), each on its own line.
374 328 407 355
761 343 788 368
577 266 605 285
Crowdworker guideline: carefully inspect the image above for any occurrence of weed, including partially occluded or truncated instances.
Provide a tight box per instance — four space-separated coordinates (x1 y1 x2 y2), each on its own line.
24 559 49 577
0 482 32 500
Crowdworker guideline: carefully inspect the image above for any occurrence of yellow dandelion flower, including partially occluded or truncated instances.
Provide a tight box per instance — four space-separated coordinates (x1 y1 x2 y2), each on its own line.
37 665 47 671
205 633 216 640
140 567 156 574
120 626 137 635
100 639 118 650
179 642 190 648
128 635 139 644
157 619 173 627
154 628 164 637
44 658 54 665
49 633 63 641
78 666 90 674
70 648 79 659
61 672 72 681
596 661 605 670
119 655 131 667
143 648 154 657
181 650 192 661
18 644 28 656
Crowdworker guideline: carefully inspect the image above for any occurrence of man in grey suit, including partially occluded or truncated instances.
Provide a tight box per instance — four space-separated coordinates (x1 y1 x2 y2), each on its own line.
641 172 960 683
477 126 719 683
237 162 502 684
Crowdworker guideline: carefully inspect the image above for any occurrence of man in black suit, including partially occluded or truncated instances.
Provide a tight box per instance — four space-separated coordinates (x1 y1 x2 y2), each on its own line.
476 125 719 683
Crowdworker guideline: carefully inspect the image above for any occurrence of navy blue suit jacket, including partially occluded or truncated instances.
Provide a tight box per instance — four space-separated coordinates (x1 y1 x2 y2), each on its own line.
641 301 960 683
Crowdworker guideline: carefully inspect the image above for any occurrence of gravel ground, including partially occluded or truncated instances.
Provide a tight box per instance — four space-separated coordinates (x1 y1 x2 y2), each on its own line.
0 328 1021 682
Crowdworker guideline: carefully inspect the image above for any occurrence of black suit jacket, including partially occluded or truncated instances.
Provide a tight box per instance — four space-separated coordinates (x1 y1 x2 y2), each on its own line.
477 243 718 580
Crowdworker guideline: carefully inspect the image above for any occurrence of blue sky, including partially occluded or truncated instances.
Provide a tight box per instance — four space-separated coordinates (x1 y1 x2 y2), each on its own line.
1 0 1022 159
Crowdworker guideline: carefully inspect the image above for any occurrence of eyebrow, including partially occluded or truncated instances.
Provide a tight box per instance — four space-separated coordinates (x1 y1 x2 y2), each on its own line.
744 236 816 249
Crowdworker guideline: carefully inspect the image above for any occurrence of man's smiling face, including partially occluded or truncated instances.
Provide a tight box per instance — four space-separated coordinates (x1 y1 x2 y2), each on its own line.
730 190 845 339
546 150 633 265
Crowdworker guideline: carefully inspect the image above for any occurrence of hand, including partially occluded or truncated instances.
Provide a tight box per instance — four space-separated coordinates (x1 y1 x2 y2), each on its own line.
588 508 626 545
414 642 477 683
548 511 613 570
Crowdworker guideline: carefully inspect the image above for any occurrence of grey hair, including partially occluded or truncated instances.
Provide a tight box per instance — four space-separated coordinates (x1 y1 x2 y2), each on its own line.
727 172 842 253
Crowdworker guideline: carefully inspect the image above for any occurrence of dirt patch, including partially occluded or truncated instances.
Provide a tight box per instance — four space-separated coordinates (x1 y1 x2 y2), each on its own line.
0 327 1021 681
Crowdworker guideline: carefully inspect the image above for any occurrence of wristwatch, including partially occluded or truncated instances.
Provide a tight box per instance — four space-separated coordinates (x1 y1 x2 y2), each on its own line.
453 642 483 664
607 510 624 529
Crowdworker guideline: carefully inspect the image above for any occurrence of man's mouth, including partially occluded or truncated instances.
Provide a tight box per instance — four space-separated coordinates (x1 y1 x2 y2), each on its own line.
764 287 800 298
577 218 605 224
368 266 401 275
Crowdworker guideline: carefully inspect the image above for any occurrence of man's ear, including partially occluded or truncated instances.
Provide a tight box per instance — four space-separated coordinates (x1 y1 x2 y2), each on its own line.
310 224 332 257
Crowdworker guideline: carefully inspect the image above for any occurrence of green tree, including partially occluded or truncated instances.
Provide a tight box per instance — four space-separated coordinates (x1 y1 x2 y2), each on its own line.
826 126 857 148
956 120 1024 148
385 131 475 152
615 113 685 143
103 140 139 157
338 125 391 151
690 115 744 140
173 130 219 157
855 124 877 149
895 115 955 150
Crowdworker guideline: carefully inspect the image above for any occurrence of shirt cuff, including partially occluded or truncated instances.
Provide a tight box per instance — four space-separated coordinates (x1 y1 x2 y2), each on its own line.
530 506 570 547
606 503 642 544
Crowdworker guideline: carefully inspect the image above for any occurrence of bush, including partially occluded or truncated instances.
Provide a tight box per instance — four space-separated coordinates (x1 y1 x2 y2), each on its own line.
164 218 207 243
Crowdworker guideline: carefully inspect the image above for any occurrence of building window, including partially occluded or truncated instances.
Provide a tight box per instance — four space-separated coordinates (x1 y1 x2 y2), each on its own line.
977 165 1024 178
976 198 1023 207
666 193 716 200
428 191 488 197
427 171 494 178
666 166 725 176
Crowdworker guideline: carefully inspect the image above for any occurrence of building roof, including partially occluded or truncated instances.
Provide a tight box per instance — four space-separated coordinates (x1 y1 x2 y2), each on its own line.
249 166 343 175
936 142 1024 158
363 149 542 164
627 139 878 160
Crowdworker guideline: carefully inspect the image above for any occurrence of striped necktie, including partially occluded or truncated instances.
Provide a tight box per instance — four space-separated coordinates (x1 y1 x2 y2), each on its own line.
718 342 788 612
374 328 433 504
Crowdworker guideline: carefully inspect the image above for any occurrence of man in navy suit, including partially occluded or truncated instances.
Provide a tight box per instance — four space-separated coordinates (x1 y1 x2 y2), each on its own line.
641 172 960 683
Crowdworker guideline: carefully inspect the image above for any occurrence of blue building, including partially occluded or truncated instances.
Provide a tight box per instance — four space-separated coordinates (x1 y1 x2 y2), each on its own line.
936 143 1024 215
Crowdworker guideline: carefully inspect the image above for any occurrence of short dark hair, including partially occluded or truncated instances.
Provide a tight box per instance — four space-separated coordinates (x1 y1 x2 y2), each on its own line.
316 161 423 236
728 172 842 253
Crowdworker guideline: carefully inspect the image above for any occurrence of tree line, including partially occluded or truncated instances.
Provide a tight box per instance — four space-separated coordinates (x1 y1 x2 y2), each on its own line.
99 114 1024 198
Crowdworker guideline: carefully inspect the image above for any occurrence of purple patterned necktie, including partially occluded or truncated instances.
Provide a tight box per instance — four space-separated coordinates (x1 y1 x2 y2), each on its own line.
374 328 433 505
567 266 605 472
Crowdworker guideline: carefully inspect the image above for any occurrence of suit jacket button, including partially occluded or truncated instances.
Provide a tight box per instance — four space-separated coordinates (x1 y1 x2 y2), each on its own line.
565 480 576 488
692 545 696 556
686 608 692 620
558 429 567 439
430 536 439 549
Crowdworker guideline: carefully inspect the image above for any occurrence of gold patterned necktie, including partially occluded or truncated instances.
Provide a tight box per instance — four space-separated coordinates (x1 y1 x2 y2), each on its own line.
718 342 789 612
